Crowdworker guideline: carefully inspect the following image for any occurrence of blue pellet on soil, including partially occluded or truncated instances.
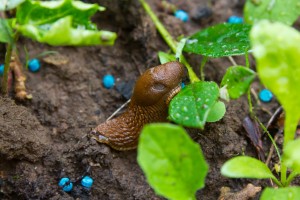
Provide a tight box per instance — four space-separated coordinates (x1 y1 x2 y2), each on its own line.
174 10 189 22
28 59 41 72
259 89 273 103
102 74 115 89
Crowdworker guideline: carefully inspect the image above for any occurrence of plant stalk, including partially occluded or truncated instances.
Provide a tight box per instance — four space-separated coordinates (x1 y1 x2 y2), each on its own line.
280 113 299 186
138 0 199 82
1 42 13 96
245 51 250 68
285 171 299 186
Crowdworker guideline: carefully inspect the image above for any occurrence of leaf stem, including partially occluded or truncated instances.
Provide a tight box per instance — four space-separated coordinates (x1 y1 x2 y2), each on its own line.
1 42 13 96
245 51 250 68
247 89 253 117
254 116 281 162
271 176 283 187
280 113 299 185
285 171 299 186
138 0 199 82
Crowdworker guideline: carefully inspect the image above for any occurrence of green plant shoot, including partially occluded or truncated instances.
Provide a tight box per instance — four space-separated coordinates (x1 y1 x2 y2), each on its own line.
244 0 300 25
15 0 117 46
221 20 300 196
137 123 208 200
221 66 256 99
250 20 300 147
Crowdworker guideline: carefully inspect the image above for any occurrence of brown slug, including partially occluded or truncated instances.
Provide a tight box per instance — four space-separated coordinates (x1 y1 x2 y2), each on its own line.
90 61 185 150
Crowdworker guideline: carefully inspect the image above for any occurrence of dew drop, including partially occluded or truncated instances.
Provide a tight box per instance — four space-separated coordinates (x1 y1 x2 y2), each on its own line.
187 39 198 44
182 106 188 112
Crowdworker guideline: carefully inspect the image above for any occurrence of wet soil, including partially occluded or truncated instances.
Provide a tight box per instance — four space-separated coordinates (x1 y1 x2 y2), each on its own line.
0 0 284 199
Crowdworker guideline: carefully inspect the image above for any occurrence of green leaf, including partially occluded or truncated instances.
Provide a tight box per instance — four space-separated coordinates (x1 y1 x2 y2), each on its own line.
0 19 13 44
283 139 300 172
261 187 300 200
221 156 276 180
169 81 219 128
137 123 208 200
206 101 226 122
184 23 251 58
244 0 300 26
0 0 25 11
15 0 116 46
158 51 176 64
251 21 300 144
221 66 256 99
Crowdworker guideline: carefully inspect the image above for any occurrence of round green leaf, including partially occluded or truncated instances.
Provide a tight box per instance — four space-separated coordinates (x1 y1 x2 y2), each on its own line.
261 187 300 200
169 81 219 128
221 156 276 180
206 101 226 122
138 123 208 200
184 23 251 58
244 0 300 26
221 66 256 99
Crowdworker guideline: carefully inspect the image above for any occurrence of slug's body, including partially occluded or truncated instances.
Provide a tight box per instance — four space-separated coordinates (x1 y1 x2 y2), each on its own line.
91 61 185 150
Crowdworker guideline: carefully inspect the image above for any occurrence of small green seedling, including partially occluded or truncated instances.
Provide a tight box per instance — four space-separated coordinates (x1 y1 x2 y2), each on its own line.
137 1 256 199
221 21 300 198
167 22 254 129
137 123 208 200
0 0 117 95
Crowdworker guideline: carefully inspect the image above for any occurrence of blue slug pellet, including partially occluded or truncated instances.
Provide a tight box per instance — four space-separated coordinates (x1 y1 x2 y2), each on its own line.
28 58 41 72
81 176 93 189
259 89 273 103
58 177 73 192
181 82 185 88
174 10 189 22
227 16 243 24
0 64 4 76
102 74 115 89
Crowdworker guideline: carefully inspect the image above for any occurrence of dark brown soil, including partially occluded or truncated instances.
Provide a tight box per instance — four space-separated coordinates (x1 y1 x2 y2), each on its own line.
0 0 282 199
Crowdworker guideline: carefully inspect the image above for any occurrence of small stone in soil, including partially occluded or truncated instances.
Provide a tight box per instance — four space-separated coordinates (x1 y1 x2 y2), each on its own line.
58 177 73 192
227 16 243 24
259 89 273 103
116 79 135 100
174 10 189 22
191 6 213 22
102 74 115 89
0 64 4 75
28 58 41 72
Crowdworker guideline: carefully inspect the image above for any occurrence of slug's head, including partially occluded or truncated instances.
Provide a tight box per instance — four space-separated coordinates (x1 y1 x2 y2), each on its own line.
131 61 185 106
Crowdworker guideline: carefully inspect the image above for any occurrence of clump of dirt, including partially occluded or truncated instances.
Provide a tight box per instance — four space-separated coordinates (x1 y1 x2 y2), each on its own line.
0 0 280 199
